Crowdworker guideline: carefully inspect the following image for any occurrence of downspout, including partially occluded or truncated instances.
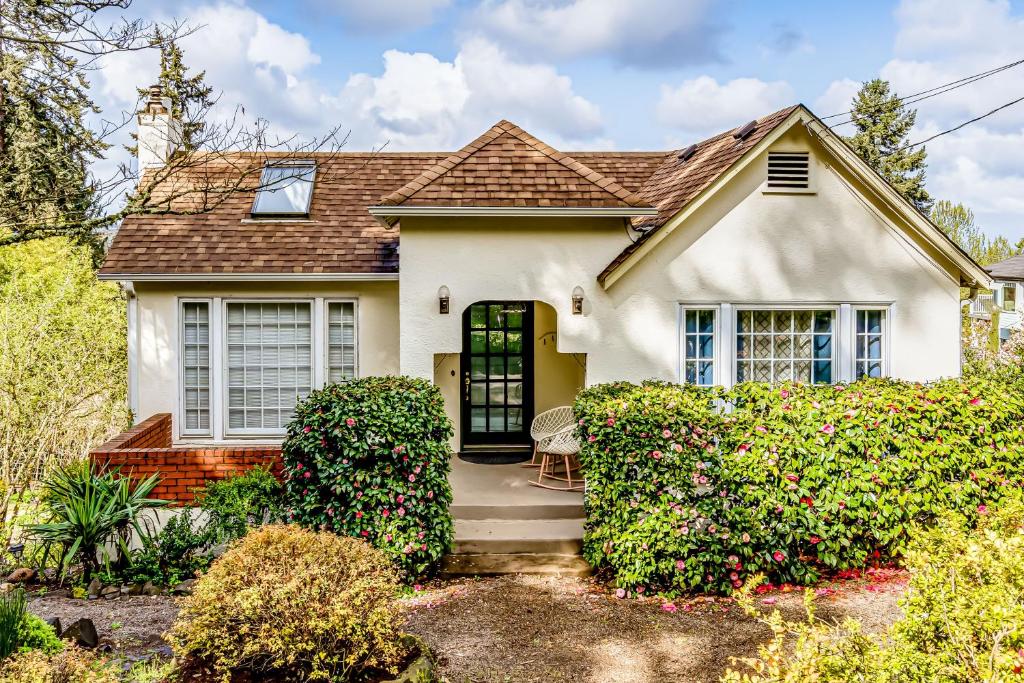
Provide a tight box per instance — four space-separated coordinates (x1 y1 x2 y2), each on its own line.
122 281 140 422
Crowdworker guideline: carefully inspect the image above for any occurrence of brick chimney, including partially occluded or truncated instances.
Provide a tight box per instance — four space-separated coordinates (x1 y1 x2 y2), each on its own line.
136 84 182 169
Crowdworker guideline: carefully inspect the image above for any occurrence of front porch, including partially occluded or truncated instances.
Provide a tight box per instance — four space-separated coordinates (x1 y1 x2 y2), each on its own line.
444 455 590 576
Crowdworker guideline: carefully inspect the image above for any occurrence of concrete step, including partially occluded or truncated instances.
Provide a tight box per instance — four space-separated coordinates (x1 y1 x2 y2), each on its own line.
441 552 593 577
451 502 584 521
453 518 584 555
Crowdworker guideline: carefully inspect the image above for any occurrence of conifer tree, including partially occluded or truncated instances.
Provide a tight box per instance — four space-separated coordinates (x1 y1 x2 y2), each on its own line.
845 79 932 213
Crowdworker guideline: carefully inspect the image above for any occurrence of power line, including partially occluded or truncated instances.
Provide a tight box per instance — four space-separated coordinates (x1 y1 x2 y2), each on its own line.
822 56 1024 127
883 94 1024 154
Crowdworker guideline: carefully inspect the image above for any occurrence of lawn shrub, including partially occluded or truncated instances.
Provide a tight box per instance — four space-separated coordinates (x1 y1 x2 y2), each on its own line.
0 646 118 683
0 588 63 660
168 524 407 682
119 510 212 587
722 495 1024 682
195 466 283 543
281 376 454 578
576 376 1024 594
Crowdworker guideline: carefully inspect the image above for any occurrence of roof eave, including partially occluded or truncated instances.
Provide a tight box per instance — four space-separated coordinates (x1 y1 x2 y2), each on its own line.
368 206 658 219
97 272 400 282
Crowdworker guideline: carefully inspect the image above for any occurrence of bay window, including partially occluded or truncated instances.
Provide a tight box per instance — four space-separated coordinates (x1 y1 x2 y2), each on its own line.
178 297 358 439
680 304 889 387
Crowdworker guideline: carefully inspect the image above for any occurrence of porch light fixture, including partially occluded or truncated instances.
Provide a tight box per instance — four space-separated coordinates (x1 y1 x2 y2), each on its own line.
438 285 451 314
571 285 584 315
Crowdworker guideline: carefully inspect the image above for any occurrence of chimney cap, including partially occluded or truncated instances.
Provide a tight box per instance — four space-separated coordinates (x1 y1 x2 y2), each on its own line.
142 84 170 115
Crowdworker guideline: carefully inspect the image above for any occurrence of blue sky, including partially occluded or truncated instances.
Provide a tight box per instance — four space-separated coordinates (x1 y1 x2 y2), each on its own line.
95 0 1024 238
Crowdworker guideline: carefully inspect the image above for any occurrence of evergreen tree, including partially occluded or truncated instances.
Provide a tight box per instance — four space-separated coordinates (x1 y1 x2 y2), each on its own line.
128 28 214 154
845 79 932 213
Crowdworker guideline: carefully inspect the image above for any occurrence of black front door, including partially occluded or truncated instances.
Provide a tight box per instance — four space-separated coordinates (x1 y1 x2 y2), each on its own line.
460 302 534 447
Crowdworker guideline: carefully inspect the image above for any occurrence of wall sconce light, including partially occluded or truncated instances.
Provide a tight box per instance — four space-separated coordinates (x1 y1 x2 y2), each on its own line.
438 285 451 314
571 285 584 315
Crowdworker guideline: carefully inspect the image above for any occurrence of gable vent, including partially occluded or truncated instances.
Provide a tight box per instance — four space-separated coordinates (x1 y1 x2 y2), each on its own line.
767 151 810 190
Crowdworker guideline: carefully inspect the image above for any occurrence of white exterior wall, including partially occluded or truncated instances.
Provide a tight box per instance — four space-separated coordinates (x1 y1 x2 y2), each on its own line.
131 280 400 443
399 126 962 386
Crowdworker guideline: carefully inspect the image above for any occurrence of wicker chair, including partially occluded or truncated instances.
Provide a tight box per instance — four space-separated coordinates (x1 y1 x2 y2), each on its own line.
530 420 584 492
524 406 576 468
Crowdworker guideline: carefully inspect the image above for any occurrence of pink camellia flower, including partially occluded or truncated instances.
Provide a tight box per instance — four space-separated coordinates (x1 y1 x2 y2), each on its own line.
785 473 799 482
409 474 416 482
821 423 835 435
403 544 414 554
970 398 982 406
414 465 422 474
295 462 304 470
636 586 645 594
385 534 392 542
730 572 739 581
772 550 785 563
762 597 777 605
427 491 434 499
360 530 369 537
303 471 311 479
355 511 363 519
663 429 672 439
737 443 750 453
728 555 739 563
413 584 423 591
673 443 683 453
303 425 312 433
661 602 677 613
612 588 626 599
780 389 790 399
396 494 405 504
742 532 751 543
978 504 989 515
421 544 427 551
652 450 662 460
418 531 425 539
838 500 847 509
607 418 615 426
676 559 686 571
579 418 585 425
732 579 743 588
342 459 349 465
397 507 406 517
809 536 821 545
755 425 767 434
345 417 355 427
587 435 597 442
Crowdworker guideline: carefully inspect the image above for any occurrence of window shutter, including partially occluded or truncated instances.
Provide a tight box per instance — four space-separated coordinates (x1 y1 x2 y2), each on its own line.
767 152 810 190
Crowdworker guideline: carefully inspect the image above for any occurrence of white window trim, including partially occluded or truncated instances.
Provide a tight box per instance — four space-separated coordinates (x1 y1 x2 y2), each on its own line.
324 298 360 384
678 302 892 387
176 297 360 441
762 149 816 195
177 298 213 437
852 305 891 380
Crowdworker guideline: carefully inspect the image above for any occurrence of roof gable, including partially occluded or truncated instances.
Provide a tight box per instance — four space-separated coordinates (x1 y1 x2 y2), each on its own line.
376 120 650 221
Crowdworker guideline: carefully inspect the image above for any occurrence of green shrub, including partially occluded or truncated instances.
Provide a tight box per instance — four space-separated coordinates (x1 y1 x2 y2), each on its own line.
25 461 167 580
168 524 407 682
15 613 62 655
0 646 118 683
0 587 26 659
196 466 283 543
576 376 1024 594
120 510 212 587
281 376 454 578
722 495 1024 682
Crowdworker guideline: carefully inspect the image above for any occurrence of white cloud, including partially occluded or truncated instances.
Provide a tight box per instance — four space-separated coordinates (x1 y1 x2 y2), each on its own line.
333 37 604 149
813 78 860 120
469 0 723 68
314 0 451 32
656 76 794 139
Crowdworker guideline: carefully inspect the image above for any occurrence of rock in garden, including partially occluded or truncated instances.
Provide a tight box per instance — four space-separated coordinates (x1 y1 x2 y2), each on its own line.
171 579 195 595
61 618 98 648
142 581 162 596
7 567 35 583
44 617 61 635
87 577 102 599
100 585 120 599
121 583 144 596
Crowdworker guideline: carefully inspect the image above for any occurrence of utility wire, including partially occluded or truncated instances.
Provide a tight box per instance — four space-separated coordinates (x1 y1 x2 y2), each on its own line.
821 56 1024 123
882 94 1024 154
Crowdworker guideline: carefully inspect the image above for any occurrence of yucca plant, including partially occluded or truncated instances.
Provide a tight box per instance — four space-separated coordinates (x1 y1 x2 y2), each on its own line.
26 461 167 580
0 587 26 660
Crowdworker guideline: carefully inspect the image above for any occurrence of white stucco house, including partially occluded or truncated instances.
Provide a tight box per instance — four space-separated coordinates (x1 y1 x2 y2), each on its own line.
96 89 991 466
968 255 1024 339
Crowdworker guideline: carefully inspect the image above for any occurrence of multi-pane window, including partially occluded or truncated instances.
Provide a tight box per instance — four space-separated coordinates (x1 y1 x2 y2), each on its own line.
467 303 526 435
327 302 356 384
736 309 834 384
181 302 210 433
1003 283 1017 312
226 302 313 432
682 309 715 386
855 309 886 379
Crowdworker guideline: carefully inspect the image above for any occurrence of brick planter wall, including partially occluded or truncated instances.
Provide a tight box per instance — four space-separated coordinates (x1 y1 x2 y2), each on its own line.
90 413 283 505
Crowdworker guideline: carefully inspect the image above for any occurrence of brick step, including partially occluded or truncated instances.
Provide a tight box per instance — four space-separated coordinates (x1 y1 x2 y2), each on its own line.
450 502 584 521
453 518 584 555
441 553 593 577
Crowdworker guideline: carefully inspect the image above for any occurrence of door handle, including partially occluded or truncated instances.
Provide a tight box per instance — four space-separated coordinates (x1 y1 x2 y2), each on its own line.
463 372 470 401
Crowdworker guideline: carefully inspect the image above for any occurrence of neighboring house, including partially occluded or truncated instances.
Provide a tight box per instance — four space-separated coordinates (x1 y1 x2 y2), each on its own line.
92 88 990 498
968 255 1024 339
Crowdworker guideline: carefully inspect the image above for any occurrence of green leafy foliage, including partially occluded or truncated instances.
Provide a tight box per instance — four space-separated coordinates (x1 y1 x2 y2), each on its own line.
15 613 62 655
576 376 1024 595
118 510 211 587
0 646 118 683
168 524 408 682
196 466 283 544
281 376 454 579
25 461 167 580
0 587 26 660
722 495 1024 682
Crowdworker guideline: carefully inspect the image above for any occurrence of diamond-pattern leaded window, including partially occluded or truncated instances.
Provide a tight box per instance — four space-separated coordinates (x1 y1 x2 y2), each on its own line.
736 309 833 384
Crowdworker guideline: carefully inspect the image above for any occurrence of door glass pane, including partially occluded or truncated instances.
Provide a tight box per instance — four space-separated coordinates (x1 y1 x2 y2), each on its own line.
489 409 505 431
508 408 523 430
507 356 523 379
471 408 486 432
489 305 502 327
507 382 523 405
471 356 487 380
506 308 523 329
488 383 504 405
488 331 504 353
471 383 486 406
506 332 522 353
471 305 487 329
489 356 505 378
471 331 486 353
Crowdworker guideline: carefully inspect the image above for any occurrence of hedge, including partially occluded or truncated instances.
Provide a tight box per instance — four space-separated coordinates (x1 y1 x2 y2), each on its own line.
281 376 454 578
575 376 1024 595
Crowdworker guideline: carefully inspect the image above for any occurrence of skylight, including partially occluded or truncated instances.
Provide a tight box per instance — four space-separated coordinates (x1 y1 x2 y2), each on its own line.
251 160 316 217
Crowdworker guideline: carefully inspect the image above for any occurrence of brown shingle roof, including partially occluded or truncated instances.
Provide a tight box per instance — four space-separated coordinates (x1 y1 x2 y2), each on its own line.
597 105 800 284
987 254 1024 282
376 120 651 218
101 110 800 278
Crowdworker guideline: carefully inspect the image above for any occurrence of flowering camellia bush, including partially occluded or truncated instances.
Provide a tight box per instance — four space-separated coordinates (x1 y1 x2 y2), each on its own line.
576 376 1024 595
281 376 454 578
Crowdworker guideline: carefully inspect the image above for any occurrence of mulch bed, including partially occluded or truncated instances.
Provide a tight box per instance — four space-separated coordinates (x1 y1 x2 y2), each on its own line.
22 570 907 683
